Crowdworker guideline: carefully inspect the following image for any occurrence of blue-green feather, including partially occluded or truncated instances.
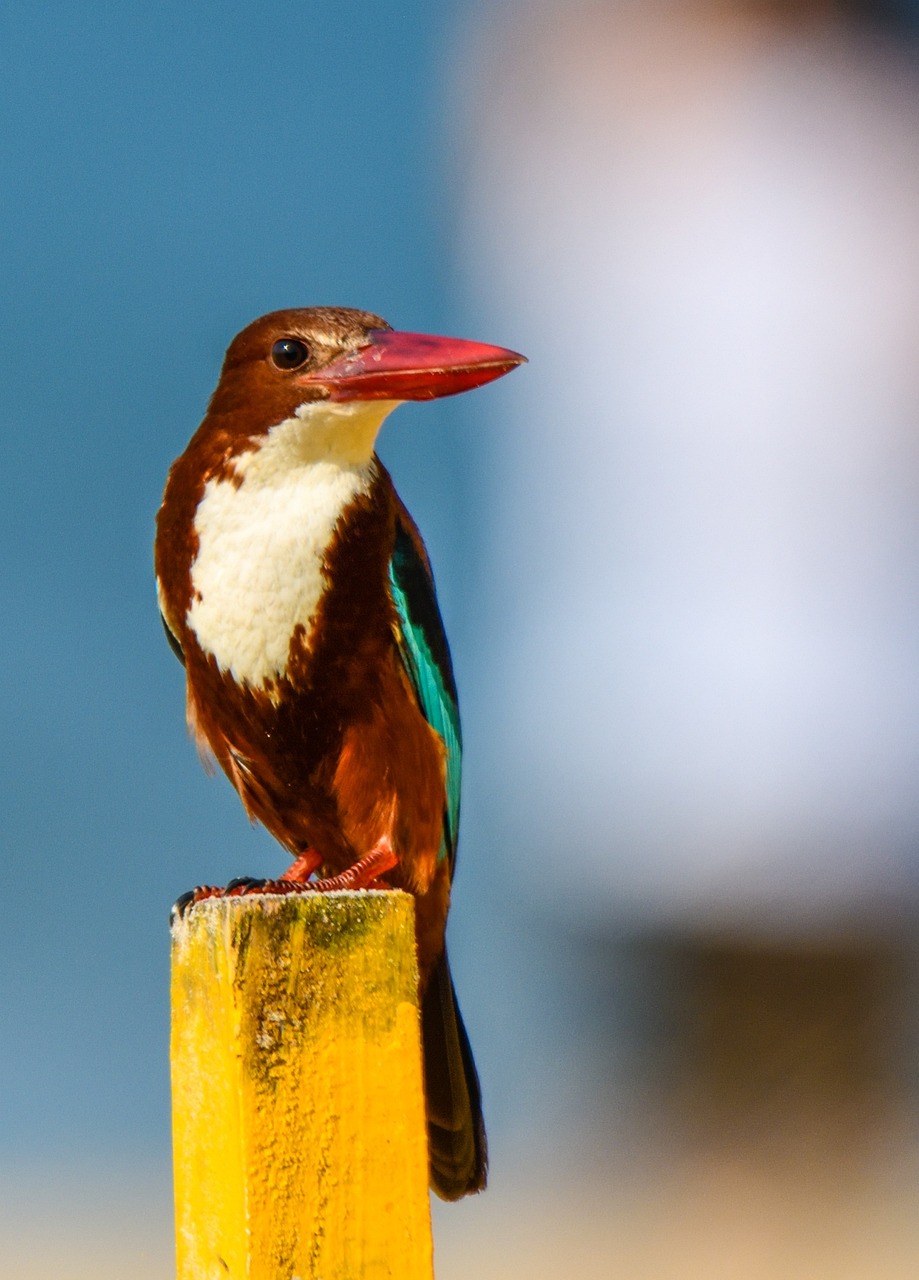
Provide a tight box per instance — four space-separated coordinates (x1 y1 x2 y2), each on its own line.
388 517 462 868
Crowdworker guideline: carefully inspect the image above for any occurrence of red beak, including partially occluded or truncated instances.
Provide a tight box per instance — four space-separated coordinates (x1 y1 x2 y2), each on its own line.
298 329 526 402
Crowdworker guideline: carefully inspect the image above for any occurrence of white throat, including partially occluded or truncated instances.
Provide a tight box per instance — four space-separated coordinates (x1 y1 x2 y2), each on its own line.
186 399 399 688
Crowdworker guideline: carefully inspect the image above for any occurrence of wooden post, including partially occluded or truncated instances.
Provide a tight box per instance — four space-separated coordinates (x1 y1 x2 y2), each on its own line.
170 890 434 1280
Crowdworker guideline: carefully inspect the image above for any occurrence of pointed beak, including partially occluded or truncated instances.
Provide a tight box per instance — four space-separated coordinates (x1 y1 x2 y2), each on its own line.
298 329 527 402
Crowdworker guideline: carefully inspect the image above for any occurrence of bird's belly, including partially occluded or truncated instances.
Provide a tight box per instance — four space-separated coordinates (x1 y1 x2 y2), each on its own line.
197 659 447 886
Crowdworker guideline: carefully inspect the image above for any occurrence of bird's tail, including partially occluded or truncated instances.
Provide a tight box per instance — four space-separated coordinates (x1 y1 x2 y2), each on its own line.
420 949 487 1200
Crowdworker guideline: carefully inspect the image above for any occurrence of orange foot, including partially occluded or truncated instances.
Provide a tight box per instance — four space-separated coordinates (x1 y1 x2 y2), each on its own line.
284 848 322 882
171 838 399 922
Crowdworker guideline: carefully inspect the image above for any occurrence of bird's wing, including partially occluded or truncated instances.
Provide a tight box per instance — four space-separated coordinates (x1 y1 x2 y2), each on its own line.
388 505 462 868
161 610 223 773
161 612 185 666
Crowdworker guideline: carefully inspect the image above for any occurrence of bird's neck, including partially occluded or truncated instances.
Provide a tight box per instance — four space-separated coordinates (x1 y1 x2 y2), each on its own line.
228 398 399 480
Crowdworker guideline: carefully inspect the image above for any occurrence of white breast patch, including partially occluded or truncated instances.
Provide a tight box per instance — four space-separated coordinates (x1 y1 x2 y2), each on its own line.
186 399 397 689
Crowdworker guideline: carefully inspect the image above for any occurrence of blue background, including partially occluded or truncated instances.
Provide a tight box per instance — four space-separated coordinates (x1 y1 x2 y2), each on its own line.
1 0 498 1165
8 6 919 1278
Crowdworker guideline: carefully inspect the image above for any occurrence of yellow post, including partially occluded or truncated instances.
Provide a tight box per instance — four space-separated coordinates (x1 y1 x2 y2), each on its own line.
170 889 434 1280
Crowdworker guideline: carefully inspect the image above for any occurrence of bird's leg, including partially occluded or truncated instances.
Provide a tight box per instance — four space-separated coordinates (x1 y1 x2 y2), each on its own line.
257 837 396 894
285 848 322 882
307 837 398 892
171 839 398 921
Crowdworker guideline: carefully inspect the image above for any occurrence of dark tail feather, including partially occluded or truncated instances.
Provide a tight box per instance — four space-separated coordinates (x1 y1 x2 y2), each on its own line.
420 950 487 1200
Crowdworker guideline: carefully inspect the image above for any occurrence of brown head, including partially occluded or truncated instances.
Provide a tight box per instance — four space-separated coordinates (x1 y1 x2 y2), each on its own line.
206 305 525 424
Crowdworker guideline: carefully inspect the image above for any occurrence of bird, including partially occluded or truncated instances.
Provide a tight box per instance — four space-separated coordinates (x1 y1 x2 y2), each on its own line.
155 306 525 1200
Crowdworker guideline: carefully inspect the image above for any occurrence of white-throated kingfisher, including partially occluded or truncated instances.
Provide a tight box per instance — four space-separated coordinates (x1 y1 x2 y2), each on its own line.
155 307 525 1200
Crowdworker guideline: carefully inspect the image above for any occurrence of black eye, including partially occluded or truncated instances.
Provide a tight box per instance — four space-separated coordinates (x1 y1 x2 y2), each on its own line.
271 338 310 370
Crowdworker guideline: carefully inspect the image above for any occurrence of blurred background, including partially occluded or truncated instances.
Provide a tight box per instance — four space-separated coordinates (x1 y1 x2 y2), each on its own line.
5 0 919 1275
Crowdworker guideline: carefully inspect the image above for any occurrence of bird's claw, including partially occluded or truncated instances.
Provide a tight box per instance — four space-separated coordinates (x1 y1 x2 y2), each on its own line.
225 876 265 894
169 883 224 925
170 838 399 924
170 888 197 925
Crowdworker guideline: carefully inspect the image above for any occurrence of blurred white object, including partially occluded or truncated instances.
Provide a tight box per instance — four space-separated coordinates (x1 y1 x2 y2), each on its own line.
460 0 919 925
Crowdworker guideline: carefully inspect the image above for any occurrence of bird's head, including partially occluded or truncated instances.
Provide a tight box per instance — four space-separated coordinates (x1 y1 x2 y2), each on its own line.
200 306 525 468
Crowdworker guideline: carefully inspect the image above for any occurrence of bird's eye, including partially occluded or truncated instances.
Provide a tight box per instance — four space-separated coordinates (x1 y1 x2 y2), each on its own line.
271 338 311 370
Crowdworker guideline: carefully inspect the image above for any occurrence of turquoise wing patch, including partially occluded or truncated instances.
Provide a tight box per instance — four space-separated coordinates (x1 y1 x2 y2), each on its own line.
388 519 462 867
